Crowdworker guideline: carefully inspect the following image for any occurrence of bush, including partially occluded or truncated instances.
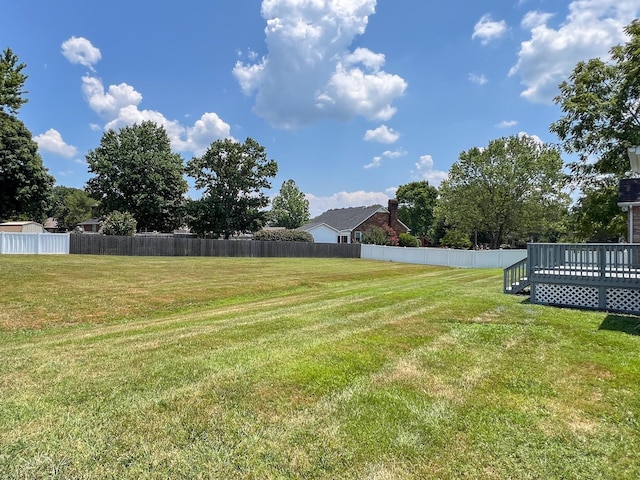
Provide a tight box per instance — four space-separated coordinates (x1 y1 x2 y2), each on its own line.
362 225 399 246
398 233 419 247
102 211 137 236
253 229 314 242
440 229 472 249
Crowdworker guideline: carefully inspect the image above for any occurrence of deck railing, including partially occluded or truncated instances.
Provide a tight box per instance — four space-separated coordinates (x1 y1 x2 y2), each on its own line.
528 243 640 285
503 257 529 294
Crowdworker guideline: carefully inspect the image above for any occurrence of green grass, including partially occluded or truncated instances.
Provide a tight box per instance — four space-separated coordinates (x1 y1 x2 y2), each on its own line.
1 255 639 479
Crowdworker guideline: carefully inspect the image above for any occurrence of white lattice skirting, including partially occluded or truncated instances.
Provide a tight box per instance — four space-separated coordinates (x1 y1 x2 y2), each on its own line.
606 288 640 312
534 283 640 313
534 284 599 309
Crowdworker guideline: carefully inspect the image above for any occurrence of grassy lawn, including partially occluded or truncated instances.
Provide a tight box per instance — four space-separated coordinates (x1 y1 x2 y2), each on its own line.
1 255 639 479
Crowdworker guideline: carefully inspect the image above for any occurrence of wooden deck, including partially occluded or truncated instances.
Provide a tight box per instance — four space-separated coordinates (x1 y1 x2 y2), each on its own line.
504 243 640 314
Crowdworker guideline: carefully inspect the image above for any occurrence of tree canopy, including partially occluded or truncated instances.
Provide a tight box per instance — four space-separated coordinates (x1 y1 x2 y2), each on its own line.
270 179 310 229
48 186 97 231
438 135 568 249
0 48 28 115
0 111 54 222
395 181 438 238
186 138 278 239
551 20 640 182
85 121 188 232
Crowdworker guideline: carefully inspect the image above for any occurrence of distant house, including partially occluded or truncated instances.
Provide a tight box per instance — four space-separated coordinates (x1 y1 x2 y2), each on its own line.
298 199 409 244
44 218 65 233
0 221 45 233
77 218 102 233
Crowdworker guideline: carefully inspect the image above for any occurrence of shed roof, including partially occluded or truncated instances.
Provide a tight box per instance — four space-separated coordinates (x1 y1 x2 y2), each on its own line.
618 178 640 204
0 221 42 226
299 205 386 232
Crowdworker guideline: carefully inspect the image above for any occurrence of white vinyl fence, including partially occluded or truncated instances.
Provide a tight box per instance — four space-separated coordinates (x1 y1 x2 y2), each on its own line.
361 244 527 269
0 232 70 254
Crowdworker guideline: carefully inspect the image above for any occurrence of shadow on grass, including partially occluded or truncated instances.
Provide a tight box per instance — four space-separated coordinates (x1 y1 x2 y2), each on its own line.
599 315 640 336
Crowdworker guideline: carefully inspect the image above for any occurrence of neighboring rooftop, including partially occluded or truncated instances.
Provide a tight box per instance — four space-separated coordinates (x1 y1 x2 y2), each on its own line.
300 205 385 231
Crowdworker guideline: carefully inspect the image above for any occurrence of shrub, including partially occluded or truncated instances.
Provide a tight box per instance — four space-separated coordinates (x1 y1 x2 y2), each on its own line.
102 211 137 236
253 229 314 242
440 229 472 249
399 233 419 247
362 225 399 246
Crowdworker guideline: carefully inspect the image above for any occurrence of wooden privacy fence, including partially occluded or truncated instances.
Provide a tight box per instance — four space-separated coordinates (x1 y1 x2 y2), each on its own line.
69 235 361 258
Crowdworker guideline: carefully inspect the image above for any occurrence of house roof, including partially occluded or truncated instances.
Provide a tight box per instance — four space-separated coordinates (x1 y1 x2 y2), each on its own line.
78 218 102 226
299 205 386 232
0 221 42 226
618 178 640 205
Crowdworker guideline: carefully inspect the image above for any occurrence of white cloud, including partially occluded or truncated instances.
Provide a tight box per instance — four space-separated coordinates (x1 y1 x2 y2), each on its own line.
306 190 390 217
468 73 488 85
472 14 508 45
364 148 407 169
364 125 400 143
34 129 78 158
61 36 101 70
412 155 448 186
82 76 143 118
233 0 407 128
496 120 518 128
510 0 640 103
66 47 232 155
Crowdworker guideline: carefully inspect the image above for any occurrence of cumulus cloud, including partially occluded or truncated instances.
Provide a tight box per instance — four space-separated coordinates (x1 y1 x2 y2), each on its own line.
61 36 232 155
233 0 407 128
496 120 518 128
61 36 102 70
364 124 400 143
412 155 448 186
364 148 407 169
306 190 391 217
472 14 508 45
468 73 488 85
34 129 78 158
510 0 640 103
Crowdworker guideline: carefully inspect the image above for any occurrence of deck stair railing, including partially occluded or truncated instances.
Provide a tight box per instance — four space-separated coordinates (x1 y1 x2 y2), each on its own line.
503 257 529 294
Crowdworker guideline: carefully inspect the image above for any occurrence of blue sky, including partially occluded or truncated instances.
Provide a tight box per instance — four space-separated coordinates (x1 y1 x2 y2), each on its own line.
2 0 639 216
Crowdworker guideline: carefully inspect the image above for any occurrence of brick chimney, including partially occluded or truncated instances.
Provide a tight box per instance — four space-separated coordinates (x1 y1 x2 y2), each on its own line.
388 199 400 233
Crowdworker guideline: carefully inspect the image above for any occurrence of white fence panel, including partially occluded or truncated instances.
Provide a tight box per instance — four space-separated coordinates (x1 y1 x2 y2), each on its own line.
361 244 527 269
0 233 70 254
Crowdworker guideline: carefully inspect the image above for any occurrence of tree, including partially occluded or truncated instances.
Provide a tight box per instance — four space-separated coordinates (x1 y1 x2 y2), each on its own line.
102 211 136 236
270 179 310 229
362 225 399 246
85 121 187 232
438 135 568 249
567 182 626 242
551 20 640 182
186 138 278 239
0 112 54 222
396 181 438 238
0 48 28 114
49 187 97 231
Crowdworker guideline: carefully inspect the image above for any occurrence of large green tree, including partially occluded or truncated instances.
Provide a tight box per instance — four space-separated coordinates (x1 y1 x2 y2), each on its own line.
0 50 54 222
49 186 97 231
186 138 278 239
85 121 188 232
270 179 310 229
438 135 568 249
0 112 55 222
551 20 640 182
0 48 28 114
567 182 626 242
395 181 438 238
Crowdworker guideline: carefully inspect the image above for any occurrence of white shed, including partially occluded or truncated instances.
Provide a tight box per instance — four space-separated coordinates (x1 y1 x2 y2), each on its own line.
0 221 45 233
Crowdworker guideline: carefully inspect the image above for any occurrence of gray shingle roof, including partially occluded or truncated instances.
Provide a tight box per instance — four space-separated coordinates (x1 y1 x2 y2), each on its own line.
300 205 386 231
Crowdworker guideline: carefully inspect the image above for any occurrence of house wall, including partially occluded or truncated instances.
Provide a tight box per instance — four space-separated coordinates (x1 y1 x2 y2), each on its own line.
307 224 340 243
633 206 640 243
353 210 408 242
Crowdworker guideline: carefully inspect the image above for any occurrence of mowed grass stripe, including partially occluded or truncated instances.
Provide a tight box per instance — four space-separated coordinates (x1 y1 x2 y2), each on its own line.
2 256 639 479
